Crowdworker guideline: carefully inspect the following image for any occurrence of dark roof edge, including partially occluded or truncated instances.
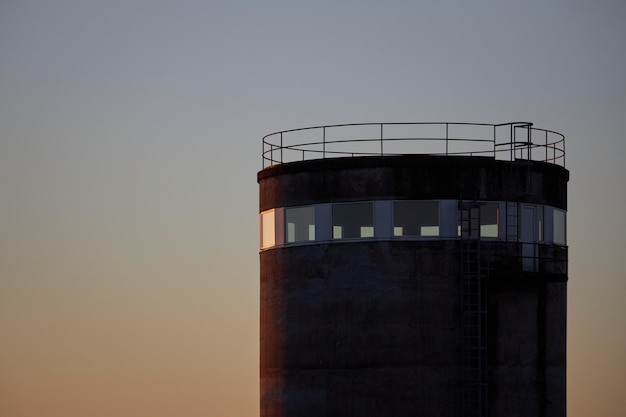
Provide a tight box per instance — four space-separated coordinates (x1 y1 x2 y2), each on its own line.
257 155 570 183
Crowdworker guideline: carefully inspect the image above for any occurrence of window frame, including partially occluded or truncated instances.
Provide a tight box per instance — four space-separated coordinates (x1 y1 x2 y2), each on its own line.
392 200 441 238
284 205 316 244
332 201 375 240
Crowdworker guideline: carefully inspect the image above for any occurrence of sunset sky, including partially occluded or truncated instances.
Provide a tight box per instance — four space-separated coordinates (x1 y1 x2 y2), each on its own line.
1 1 625 416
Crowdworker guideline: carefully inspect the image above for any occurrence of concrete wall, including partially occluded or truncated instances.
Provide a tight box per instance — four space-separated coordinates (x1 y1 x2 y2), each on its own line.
258 155 568 417
258 155 569 212
261 241 463 417
487 267 567 417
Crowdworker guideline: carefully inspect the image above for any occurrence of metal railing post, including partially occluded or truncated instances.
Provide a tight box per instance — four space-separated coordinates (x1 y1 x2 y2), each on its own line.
493 125 496 159
268 144 272 166
510 124 514 162
526 126 530 161
380 123 384 156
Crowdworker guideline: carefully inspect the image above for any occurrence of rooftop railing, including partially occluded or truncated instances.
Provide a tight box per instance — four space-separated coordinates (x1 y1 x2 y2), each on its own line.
261 122 565 169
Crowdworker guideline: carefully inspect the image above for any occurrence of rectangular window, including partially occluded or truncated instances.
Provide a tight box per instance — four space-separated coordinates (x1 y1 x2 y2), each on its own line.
260 209 275 249
285 206 315 243
553 208 566 245
458 203 499 238
393 201 439 237
332 202 374 239
480 203 499 238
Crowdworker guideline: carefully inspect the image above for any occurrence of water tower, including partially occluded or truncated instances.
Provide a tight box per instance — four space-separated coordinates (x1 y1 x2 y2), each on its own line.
258 122 568 417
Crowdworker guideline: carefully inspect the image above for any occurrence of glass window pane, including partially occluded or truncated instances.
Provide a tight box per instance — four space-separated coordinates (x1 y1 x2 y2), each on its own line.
332 202 374 239
554 209 566 245
260 209 275 249
393 201 439 237
480 203 499 238
285 206 315 243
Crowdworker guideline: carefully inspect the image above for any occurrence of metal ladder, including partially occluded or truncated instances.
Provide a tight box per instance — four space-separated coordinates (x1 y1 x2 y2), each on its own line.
505 202 518 242
459 202 488 417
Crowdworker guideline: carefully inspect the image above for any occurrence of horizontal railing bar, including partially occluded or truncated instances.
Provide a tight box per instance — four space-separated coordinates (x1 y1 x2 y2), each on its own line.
270 137 495 149
262 121 501 139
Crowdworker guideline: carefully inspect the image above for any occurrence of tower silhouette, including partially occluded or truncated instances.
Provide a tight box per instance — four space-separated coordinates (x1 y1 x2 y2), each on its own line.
258 122 568 417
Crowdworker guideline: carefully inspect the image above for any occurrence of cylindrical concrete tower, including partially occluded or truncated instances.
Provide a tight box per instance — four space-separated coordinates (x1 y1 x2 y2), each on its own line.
258 122 568 417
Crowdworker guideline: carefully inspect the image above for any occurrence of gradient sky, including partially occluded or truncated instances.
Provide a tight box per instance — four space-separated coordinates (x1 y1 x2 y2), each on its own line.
1 1 624 416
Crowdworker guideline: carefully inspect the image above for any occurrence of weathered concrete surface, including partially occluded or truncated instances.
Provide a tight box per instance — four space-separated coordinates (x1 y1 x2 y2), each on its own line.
486 271 567 417
258 155 569 417
260 241 567 417
258 155 569 212
261 241 463 417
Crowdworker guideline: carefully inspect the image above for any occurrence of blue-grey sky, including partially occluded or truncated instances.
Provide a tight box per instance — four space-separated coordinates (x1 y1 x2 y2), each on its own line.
1 1 624 416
